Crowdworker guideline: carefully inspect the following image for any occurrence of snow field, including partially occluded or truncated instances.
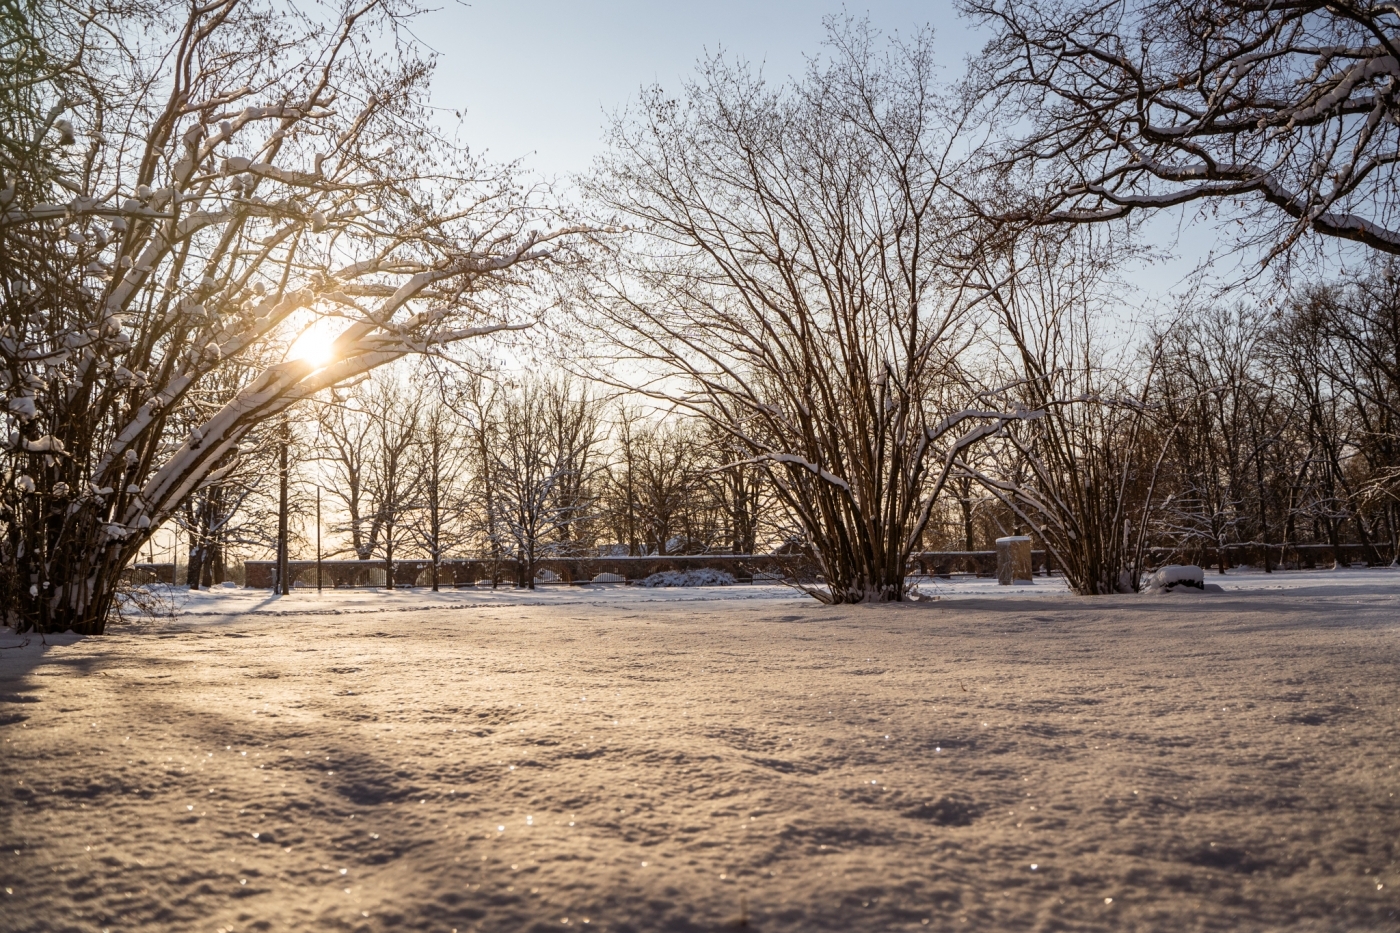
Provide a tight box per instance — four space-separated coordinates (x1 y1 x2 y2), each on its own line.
103 565 1400 621
0 572 1397 931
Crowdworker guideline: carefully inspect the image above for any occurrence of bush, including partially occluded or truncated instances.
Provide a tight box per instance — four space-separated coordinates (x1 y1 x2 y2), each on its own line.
640 569 735 587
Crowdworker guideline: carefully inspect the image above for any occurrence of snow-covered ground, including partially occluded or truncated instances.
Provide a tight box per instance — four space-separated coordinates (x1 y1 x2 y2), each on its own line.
2 568 1397 931
117 577 817 619
96 563 1400 619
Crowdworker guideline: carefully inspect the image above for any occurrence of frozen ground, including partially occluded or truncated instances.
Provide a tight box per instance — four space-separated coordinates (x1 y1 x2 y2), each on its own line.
2 569 1398 932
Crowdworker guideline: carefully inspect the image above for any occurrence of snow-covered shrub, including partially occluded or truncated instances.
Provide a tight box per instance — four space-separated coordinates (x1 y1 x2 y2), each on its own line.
0 1 581 634
1143 565 1205 594
640 569 735 587
591 572 626 584
534 569 561 583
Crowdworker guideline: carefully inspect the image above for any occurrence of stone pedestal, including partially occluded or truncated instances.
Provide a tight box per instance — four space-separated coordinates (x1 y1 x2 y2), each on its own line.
996 536 1033 585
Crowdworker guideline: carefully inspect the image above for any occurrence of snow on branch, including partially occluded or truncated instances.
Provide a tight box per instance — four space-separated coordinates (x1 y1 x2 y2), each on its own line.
965 0 1400 259
1 0 587 633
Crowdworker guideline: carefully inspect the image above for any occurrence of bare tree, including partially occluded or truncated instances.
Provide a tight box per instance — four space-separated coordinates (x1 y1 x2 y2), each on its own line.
0 0 580 632
314 391 380 561
179 419 301 589
600 411 767 555
951 475 979 552
968 229 1163 594
312 375 420 585
454 371 505 584
1296 266 1400 556
699 425 765 555
600 403 645 555
365 376 419 589
583 20 1022 602
165 348 277 587
492 378 598 588
963 0 1400 260
1269 272 1399 562
408 390 470 590
541 377 602 555
1152 303 1293 572
629 418 697 556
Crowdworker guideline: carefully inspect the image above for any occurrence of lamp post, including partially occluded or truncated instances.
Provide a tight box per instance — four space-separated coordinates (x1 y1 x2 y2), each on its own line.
316 486 323 594
277 416 290 596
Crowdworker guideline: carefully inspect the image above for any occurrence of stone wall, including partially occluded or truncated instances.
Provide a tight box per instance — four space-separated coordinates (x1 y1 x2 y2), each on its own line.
243 554 823 589
242 551 1062 589
123 562 177 585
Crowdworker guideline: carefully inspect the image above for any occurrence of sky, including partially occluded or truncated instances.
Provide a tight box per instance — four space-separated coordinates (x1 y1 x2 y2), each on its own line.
409 1 1225 311
413 1 984 178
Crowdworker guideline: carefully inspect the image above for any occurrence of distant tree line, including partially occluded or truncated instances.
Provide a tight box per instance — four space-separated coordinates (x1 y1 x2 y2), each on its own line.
214 370 782 592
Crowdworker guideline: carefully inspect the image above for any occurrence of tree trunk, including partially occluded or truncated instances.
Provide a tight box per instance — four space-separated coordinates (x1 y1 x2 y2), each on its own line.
186 540 204 589
11 503 142 634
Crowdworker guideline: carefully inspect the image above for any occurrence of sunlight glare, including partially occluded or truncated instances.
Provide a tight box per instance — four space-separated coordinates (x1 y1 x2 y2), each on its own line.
290 321 338 367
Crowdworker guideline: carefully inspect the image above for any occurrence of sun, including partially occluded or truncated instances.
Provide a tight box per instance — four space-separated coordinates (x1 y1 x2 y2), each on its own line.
289 320 339 367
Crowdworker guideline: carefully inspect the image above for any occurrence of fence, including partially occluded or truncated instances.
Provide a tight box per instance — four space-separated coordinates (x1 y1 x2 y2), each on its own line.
241 551 1062 589
235 541 1390 590
1149 543 1395 571
123 562 177 585
244 554 819 589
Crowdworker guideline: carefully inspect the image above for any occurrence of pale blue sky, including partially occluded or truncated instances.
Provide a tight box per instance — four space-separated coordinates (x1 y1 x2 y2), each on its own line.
415 1 981 176
411 1 1230 308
